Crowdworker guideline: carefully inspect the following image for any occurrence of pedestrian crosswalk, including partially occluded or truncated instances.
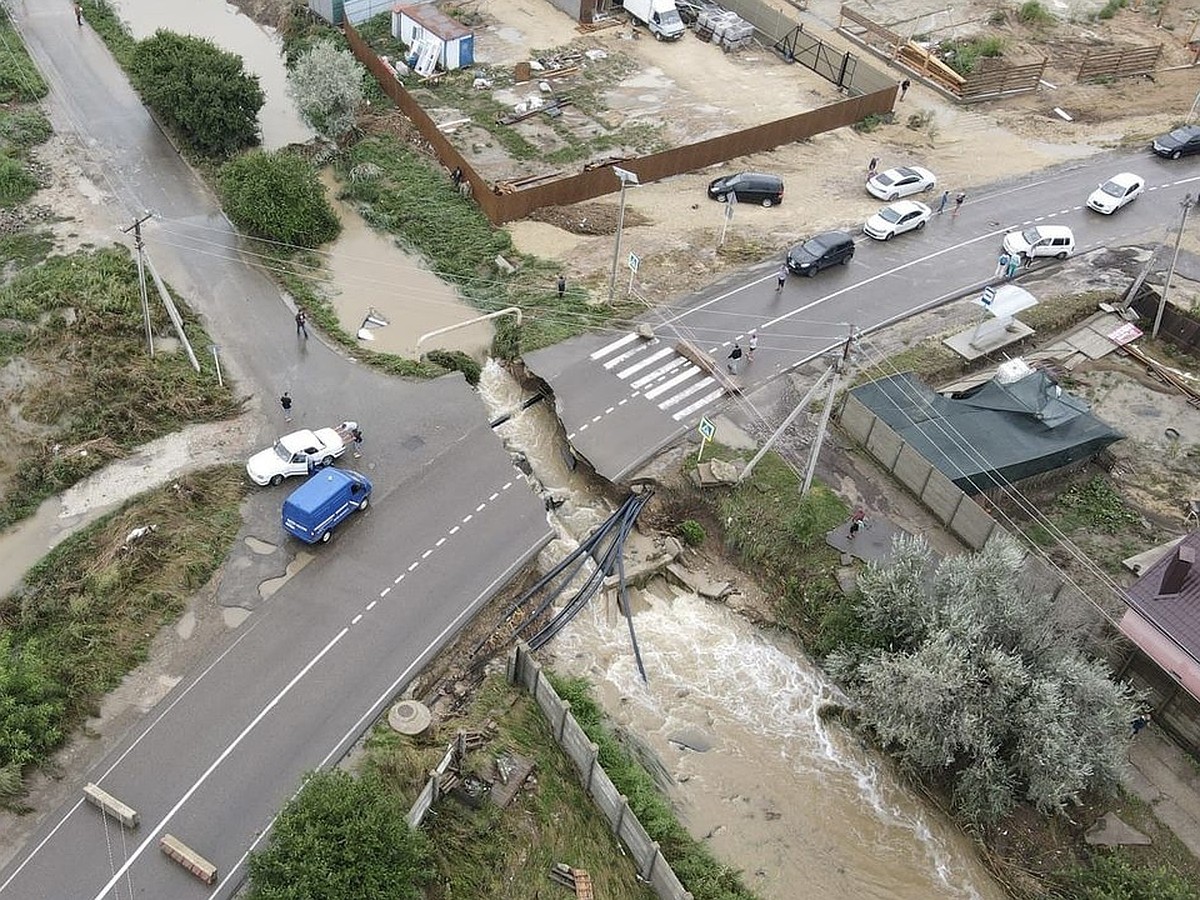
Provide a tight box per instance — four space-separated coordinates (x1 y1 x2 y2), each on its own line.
589 332 728 422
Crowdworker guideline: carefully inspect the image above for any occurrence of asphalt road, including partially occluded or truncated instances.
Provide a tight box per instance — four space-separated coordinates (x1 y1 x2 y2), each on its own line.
1 3 551 897
527 154 1200 479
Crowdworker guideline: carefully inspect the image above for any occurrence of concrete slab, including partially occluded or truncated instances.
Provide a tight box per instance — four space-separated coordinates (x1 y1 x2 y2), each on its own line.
1085 813 1151 846
1123 536 1187 575
826 518 907 563
942 319 1035 360
710 414 758 451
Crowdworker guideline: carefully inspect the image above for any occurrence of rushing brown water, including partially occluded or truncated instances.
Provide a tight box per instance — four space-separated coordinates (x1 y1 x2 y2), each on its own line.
478 360 1006 900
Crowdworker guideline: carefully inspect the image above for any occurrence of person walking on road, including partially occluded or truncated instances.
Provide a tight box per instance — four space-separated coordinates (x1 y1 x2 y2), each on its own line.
557 273 566 299
727 342 743 375
748 329 758 362
295 309 308 339
776 264 787 292
1005 254 1020 279
937 190 949 215
351 427 363 459
996 251 1010 277
899 78 911 100
953 191 966 217
74 2 83 25
280 391 293 423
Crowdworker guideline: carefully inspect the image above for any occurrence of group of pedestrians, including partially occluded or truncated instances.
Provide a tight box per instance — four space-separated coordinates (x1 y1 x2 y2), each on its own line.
935 189 967 217
726 330 757 375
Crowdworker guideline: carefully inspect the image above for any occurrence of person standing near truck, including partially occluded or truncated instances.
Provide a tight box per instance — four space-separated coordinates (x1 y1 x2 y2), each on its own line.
352 427 363 458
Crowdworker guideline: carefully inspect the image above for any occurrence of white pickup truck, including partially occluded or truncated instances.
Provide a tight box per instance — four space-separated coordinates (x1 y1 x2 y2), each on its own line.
246 421 359 486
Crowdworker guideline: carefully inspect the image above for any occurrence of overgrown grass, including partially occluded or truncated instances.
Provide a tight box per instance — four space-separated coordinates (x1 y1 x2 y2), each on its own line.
78 0 138 68
939 37 1006 76
339 135 631 352
0 229 53 275
0 9 47 102
702 449 847 647
365 675 661 899
0 466 245 789
1018 1 1056 25
0 247 241 528
0 155 36 205
1097 0 1127 20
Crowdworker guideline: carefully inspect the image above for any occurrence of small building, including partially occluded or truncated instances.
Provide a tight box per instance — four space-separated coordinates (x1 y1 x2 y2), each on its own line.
309 0 394 26
850 366 1123 495
392 3 474 72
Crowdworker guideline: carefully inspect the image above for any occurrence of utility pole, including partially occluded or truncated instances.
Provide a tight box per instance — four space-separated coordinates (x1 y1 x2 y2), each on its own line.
123 212 154 357
608 167 639 304
739 366 833 483
1153 193 1194 340
802 325 857 495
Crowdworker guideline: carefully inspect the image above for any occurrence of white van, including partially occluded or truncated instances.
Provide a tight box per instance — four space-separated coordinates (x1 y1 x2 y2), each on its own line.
1003 225 1075 261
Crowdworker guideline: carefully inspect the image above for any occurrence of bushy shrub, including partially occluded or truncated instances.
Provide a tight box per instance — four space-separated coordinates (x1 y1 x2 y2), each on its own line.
1018 1 1055 25
288 40 364 142
677 519 706 547
424 348 481 386
130 30 263 157
220 151 340 248
1097 0 1126 19
1065 853 1197 900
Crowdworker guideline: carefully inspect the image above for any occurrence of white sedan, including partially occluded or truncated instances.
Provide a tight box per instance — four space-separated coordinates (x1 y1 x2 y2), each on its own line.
1086 172 1145 214
863 200 932 240
866 165 937 201
246 423 356 486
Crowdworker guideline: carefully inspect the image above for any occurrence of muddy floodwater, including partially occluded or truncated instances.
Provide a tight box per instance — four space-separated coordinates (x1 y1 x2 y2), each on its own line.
318 172 493 359
478 360 1005 900
108 0 313 149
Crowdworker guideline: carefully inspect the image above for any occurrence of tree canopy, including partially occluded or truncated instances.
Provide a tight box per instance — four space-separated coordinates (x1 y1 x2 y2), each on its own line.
219 150 340 248
130 31 263 157
248 769 432 900
287 40 364 142
829 534 1137 824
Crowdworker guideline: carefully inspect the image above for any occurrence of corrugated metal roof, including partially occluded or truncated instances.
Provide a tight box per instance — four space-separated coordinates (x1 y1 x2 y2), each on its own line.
1125 532 1200 664
394 3 472 39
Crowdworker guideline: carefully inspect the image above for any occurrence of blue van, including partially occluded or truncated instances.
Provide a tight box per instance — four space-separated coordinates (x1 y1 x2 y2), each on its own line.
282 469 372 544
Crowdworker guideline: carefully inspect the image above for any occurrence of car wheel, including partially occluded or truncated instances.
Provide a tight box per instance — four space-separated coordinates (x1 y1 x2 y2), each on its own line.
805 267 818 277
887 192 899 202
842 255 851 265
761 198 774 208
320 530 332 543
270 474 283 487
359 497 369 511
884 231 894 241
916 220 926 230
655 31 664 41
1172 150 1182 160
322 455 334 468
1056 251 1068 260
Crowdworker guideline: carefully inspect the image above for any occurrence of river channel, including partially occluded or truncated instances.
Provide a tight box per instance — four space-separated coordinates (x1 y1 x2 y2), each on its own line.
478 360 1005 900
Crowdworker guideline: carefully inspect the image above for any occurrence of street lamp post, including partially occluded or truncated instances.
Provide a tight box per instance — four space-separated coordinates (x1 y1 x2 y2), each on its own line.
608 166 639 304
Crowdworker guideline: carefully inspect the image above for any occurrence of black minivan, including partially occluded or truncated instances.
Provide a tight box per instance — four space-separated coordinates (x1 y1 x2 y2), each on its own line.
706 172 785 207
786 231 855 276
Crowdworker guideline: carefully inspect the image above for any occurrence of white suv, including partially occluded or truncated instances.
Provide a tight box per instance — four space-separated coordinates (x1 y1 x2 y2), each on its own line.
1003 225 1075 261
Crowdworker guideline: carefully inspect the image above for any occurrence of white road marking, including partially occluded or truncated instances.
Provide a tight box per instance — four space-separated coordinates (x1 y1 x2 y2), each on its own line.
659 376 716 408
366 601 377 611
408 561 419 572
673 387 727 420
421 549 433 559
436 537 446 547
616 346 674 378
449 525 460 535
489 492 499 501
602 344 648 369
380 588 390 598
590 332 638 360
644 366 701 400
351 614 362 625
630 357 686 389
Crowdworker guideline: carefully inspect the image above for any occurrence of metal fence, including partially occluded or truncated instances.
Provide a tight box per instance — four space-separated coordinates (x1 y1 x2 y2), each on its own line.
507 644 695 900
343 18 894 224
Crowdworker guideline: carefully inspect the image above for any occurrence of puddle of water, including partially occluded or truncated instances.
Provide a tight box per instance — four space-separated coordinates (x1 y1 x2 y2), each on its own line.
0 496 78 599
319 171 493 359
109 0 314 150
476 360 1004 900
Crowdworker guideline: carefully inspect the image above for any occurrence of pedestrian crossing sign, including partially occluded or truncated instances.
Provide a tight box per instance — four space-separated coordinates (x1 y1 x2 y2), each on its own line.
698 417 715 441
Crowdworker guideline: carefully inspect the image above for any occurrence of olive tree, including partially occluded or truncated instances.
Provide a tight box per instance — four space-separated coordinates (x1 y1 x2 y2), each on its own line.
287 41 364 143
829 534 1137 824
130 31 263 157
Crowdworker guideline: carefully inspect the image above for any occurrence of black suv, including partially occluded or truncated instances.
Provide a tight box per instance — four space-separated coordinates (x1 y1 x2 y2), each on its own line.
706 172 785 207
786 231 855 276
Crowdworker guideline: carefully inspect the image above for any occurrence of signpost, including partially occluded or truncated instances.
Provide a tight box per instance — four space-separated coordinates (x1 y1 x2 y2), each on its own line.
718 193 735 247
627 251 640 296
697 416 716 462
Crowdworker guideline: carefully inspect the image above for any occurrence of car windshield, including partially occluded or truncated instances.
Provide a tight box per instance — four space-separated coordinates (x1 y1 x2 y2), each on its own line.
878 207 903 223
1169 128 1194 141
803 236 832 254
272 440 291 462
724 174 744 186
660 9 682 25
1021 228 1042 245
1099 180 1124 197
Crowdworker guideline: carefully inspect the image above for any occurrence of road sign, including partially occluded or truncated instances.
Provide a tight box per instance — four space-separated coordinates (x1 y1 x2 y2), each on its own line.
628 252 640 273
980 285 996 306
698 416 715 441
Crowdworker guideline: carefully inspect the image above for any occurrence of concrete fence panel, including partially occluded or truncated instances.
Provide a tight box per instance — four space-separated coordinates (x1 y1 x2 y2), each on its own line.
837 394 876 443
918 467 964 525
947 499 997 550
891 443 934 497
864 420 904 471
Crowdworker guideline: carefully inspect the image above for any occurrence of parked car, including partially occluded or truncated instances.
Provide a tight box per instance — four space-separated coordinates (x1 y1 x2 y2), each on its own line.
282 468 372 544
1003 224 1075 261
786 231 855 276
1152 124 1200 160
863 200 932 240
706 172 785 207
1086 172 1145 214
866 165 936 201
246 421 358 486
